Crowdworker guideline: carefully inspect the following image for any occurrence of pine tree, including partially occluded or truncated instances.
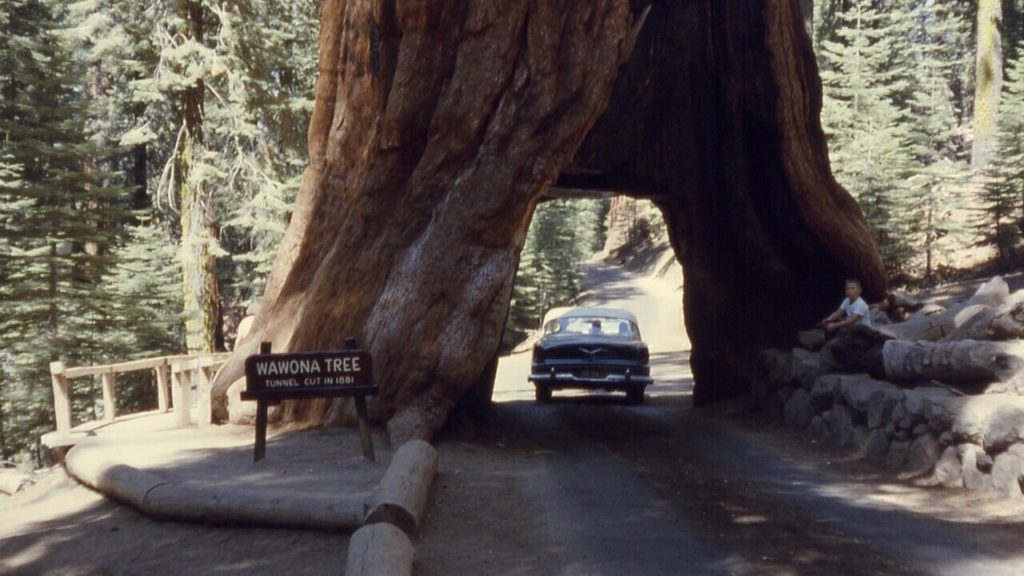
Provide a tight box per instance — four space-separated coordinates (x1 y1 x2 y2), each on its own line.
69 0 319 350
982 40 1024 267
208 1 318 317
0 0 126 463
504 198 608 348
901 0 974 282
819 0 917 277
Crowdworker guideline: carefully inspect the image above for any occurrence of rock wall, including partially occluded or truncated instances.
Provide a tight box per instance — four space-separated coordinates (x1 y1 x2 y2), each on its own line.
755 348 1024 498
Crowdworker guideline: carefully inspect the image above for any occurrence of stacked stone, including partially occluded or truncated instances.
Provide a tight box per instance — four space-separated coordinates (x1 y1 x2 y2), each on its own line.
754 348 1024 498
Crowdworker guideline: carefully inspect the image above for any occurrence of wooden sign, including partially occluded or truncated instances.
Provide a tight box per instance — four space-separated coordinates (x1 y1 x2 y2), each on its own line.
242 341 377 462
243 349 374 399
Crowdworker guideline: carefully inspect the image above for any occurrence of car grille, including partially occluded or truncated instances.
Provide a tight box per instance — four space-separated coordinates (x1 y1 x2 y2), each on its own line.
542 346 636 361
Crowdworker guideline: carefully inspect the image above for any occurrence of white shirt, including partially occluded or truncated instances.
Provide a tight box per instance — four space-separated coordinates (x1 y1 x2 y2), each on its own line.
841 297 871 327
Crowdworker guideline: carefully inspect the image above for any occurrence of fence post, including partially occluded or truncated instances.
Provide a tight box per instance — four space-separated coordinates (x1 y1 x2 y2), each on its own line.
101 372 117 422
155 363 170 412
196 364 213 427
49 361 72 435
171 362 192 427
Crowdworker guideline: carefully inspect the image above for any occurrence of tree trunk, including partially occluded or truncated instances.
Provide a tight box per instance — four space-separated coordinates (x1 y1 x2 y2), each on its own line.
213 0 885 439
972 0 1003 168
214 0 633 440
632 0 886 405
178 0 221 353
799 0 813 37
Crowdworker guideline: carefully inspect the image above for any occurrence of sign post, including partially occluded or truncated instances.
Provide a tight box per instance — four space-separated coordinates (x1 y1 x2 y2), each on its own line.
242 340 377 462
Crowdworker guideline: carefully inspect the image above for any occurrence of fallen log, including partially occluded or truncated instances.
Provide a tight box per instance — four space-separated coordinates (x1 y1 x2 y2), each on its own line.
345 523 414 576
943 294 1024 342
0 469 31 495
878 277 1009 341
364 440 438 535
882 290 925 321
883 339 1024 393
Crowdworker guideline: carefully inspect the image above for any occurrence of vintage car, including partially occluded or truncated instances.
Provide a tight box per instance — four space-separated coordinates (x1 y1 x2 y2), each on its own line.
528 307 653 403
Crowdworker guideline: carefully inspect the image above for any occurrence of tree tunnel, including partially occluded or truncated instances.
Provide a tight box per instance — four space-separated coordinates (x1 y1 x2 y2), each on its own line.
211 0 886 442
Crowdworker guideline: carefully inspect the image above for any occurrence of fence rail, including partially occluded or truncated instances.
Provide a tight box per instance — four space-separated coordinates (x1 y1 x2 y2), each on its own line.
48 353 231 435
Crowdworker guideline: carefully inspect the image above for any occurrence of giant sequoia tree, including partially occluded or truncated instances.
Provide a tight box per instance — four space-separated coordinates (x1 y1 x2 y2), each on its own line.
213 0 885 441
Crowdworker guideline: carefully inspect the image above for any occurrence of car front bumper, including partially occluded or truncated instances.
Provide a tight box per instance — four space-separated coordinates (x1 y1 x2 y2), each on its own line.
528 370 653 389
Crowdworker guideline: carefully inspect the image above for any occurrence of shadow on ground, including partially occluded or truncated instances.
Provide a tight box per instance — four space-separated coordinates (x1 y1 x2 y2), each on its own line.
0 424 388 576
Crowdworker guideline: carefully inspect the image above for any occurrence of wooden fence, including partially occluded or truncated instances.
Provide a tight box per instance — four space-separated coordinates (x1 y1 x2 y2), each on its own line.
48 353 231 435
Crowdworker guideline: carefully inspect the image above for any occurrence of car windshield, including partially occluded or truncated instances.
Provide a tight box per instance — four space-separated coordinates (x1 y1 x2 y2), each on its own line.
542 315 641 340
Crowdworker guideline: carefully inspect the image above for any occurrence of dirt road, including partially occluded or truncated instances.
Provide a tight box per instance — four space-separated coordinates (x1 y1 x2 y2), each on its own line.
417 257 1024 575
5 256 1024 575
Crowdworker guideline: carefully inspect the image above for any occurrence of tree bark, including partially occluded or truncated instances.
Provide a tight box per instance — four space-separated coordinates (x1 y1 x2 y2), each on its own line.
972 0 1003 168
214 0 633 440
883 339 1024 392
633 0 885 404
213 0 885 438
178 0 221 353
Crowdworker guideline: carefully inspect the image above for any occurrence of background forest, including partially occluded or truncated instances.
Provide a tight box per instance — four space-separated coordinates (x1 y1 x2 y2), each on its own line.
2 0 1024 466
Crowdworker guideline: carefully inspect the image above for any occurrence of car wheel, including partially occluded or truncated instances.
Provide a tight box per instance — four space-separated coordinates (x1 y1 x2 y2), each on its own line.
536 385 552 403
626 387 644 405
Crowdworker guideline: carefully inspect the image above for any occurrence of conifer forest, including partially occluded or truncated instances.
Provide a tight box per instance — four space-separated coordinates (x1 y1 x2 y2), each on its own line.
3 0 1024 465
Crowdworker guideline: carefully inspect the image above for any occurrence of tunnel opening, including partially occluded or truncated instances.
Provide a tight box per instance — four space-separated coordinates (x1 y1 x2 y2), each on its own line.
450 194 693 429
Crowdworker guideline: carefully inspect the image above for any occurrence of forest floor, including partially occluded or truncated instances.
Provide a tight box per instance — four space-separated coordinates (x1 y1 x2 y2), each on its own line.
4 246 1024 575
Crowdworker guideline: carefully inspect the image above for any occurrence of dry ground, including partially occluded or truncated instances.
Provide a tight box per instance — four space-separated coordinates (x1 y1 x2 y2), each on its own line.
5 251 1024 575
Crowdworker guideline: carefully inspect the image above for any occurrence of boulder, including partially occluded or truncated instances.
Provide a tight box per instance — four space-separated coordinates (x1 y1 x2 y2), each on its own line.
783 388 813 429
820 325 890 377
824 405 856 447
791 349 824 391
886 440 910 471
927 446 963 488
227 378 283 426
962 444 993 492
758 349 794 392
839 376 899 414
906 433 941 477
797 330 825 351
766 386 793 424
867 387 901 430
991 446 1024 499
810 374 842 412
808 415 828 442
950 395 1024 449
865 429 890 465
235 315 255 347
891 402 909 428
981 401 1024 453
903 386 958 417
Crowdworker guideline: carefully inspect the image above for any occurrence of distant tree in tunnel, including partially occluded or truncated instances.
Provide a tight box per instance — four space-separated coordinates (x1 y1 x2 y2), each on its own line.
504 198 608 350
